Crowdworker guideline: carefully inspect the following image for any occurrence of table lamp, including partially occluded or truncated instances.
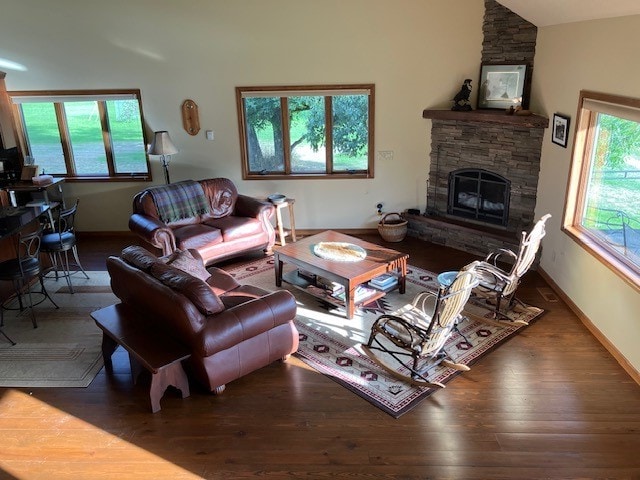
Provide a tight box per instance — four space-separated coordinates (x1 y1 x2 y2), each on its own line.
147 131 178 184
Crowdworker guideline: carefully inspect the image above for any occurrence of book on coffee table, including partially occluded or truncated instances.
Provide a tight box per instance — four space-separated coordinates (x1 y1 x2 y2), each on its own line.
317 276 345 294
332 285 378 304
369 273 398 289
297 269 317 283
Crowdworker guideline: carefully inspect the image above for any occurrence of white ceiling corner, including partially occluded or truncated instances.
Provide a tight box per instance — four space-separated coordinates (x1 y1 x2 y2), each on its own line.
495 0 640 27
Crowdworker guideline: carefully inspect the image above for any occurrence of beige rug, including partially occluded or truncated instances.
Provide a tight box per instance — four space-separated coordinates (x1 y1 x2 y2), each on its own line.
0 272 117 388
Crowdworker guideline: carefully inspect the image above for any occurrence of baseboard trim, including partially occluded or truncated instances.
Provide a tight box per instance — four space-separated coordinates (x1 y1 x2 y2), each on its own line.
538 267 640 385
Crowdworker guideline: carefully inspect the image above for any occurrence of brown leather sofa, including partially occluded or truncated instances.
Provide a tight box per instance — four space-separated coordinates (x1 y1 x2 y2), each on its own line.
106 246 299 394
129 178 276 265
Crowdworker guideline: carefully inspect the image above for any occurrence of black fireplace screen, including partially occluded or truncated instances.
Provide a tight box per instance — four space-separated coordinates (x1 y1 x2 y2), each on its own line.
448 168 510 226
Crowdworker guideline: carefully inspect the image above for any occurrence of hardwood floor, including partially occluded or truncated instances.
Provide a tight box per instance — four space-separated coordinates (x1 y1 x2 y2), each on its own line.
2 233 640 479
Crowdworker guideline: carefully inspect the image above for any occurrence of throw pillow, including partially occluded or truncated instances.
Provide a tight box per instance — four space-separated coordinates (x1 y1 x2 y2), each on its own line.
121 245 160 271
163 249 211 282
206 266 241 296
149 262 224 315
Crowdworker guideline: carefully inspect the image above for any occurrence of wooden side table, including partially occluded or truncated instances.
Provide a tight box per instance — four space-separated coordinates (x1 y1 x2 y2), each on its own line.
272 198 297 246
91 303 191 413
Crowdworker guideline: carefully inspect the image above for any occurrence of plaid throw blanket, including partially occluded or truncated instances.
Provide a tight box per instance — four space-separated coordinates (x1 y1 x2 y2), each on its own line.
148 180 210 223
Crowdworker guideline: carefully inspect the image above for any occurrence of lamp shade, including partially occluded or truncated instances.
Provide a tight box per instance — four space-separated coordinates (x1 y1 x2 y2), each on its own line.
147 131 178 156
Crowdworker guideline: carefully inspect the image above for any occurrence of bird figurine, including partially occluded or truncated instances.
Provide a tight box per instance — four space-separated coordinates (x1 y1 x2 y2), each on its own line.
451 79 473 111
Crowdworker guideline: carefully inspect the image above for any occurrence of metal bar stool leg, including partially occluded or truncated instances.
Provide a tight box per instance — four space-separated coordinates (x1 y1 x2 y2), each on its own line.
72 245 90 280
0 327 15 345
12 278 25 311
62 250 74 293
39 275 59 310
25 281 38 329
49 252 60 280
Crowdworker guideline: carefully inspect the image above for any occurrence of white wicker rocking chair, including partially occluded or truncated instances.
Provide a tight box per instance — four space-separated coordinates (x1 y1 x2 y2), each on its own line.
468 214 551 326
362 262 479 388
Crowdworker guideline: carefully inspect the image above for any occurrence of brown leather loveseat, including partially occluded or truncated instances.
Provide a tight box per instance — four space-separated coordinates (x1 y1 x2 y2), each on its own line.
106 245 299 394
129 178 276 265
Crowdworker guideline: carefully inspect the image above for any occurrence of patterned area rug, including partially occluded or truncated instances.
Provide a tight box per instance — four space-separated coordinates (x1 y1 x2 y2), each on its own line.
229 257 544 418
0 272 117 388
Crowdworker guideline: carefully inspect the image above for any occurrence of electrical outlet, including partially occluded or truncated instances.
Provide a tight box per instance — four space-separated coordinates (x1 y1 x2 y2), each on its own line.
377 151 393 162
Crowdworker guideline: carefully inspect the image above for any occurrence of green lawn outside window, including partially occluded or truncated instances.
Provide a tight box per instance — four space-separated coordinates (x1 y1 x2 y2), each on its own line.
11 89 150 181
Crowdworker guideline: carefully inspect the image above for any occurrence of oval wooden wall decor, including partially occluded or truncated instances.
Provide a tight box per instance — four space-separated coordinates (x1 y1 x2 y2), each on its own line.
181 99 200 136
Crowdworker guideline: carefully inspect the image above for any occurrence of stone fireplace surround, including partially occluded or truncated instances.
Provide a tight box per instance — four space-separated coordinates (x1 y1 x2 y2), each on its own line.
406 110 548 257
404 0 546 257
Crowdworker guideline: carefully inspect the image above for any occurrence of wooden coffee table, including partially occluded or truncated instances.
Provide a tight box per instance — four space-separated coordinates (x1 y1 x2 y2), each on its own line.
274 230 408 319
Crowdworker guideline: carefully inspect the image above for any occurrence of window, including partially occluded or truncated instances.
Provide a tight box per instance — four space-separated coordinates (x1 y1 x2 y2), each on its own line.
236 84 374 179
10 89 150 181
563 90 640 289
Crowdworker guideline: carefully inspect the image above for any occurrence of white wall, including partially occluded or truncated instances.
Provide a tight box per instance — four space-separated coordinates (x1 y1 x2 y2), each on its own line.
531 15 640 372
0 0 483 231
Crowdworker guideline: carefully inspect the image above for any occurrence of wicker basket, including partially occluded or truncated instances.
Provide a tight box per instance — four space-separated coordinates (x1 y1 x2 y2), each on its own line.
377 213 408 242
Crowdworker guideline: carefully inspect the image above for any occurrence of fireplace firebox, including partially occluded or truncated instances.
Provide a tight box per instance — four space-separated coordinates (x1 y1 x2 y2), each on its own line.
448 168 510 226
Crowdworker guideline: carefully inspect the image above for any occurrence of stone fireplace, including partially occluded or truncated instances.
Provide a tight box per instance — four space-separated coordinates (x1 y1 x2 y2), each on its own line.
405 0 546 257
406 110 548 256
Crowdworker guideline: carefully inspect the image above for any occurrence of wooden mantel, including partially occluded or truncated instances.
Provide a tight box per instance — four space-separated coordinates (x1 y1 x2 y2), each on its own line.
422 108 549 129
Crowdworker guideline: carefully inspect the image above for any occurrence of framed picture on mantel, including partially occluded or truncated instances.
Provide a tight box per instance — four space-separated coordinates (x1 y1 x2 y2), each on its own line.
477 63 530 110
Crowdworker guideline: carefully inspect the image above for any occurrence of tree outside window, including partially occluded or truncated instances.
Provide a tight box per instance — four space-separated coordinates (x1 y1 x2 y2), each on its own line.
236 85 374 179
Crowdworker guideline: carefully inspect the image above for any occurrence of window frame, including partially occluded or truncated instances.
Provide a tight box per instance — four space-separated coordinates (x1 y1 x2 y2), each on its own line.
235 84 375 180
563 90 640 291
9 89 151 182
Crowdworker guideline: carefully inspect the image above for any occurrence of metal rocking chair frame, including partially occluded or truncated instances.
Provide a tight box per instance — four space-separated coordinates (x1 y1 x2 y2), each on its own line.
470 213 551 326
362 262 479 388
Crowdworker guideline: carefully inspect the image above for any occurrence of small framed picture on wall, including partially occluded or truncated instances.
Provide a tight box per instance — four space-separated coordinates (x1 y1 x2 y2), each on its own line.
552 113 570 148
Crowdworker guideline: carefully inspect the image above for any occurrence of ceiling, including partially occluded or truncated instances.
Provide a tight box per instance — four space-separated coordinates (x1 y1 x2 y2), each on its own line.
496 0 640 27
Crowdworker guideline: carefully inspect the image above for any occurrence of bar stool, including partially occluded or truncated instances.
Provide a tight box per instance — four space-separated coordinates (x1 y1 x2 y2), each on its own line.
0 226 59 330
41 199 89 293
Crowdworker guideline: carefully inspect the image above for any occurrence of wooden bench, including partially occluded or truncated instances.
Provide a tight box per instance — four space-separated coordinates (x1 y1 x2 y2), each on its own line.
91 303 191 413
